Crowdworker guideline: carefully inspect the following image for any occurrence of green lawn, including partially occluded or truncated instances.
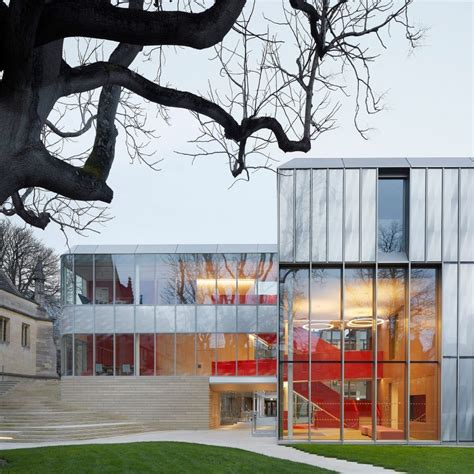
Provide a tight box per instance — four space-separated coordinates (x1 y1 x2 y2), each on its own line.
294 444 474 474
0 442 331 473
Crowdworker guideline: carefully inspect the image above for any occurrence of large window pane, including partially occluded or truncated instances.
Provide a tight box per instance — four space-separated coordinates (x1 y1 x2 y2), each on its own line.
197 333 216 376
344 268 373 354
295 169 311 262
327 169 343 261
215 333 237 375
279 268 309 362
378 178 407 258
344 363 373 441
279 171 294 262
156 255 177 304
257 253 277 305
237 254 258 304
377 268 406 361
115 334 134 375
312 169 327 262
237 334 256 376
138 334 155 376
311 362 341 440
410 268 438 362
62 255 74 305
345 169 360 262
95 255 113 304
409 363 439 440
136 255 155 305
311 268 341 362
61 334 72 376
114 255 135 304
216 254 237 304
74 255 93 304
256 333 277 376
156 334 175 375
377 363 406 440
176 334 196 375
195 254 217 304
74 334 93 376
95 334 113 375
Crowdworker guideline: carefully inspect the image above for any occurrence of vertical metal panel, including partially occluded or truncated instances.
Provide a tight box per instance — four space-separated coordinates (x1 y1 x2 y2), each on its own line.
114 305 134 333
361 169 376 262
295 170 311 262
460 169 474 261
94 306 114 333
312 169 327 262
279 171 294 262
410 169 426 261
426 169 442 261
61 306 74 334
328 169 343 261
344 169 360 262
442 264 458 357
459 264 474 356
441 358 457 441
74 306 94 333
458 358 474 441
442 169 459 261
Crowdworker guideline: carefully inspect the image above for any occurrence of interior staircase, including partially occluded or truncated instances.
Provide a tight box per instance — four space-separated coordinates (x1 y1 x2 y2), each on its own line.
0 379 159 442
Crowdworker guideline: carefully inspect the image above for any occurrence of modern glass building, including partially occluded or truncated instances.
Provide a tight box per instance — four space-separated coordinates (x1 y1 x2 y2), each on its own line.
278 157 474 443
60 245 278 429
59 157 474 441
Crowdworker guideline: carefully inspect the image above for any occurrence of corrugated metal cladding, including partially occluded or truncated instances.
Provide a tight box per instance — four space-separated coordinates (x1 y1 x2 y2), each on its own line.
278 159 474 443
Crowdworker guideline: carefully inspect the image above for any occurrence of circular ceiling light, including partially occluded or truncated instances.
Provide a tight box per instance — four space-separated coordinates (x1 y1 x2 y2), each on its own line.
346 317 385 328
302 321 334 332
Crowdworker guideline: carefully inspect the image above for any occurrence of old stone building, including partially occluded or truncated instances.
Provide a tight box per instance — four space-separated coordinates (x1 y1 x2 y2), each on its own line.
0 268 57 380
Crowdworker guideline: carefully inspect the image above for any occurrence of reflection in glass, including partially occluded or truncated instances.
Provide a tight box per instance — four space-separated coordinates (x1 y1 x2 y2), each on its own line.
215 333 237 375
377 268 406 361
410 268 437 361
61 334 73 375
279 171 294 262
74 255 93 304
311 268 341 361
156 255 177 304
279 268 309 361
237 254 258 304
344 268 373 353
377 363 406 440
409 363 439 440
136 255 155 305
74 334 93 376
115 334 134 375
156 334 174 375
62 255 74 304
195 254 217 304
237 334 256 376
257 253 278 305
216 254 236 304
176 334 196 375
139 334 155 375
295 170 311 262
95 334 113 375
196 333 215 376
114 255 135 304
95 255 113 304
378 179 406 256
256 333 277 376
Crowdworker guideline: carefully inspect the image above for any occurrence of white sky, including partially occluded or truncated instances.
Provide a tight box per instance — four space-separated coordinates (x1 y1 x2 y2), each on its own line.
28 0 473 255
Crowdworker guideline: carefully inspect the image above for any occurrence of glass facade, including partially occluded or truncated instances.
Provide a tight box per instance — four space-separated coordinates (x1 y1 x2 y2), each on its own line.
61 251 277 378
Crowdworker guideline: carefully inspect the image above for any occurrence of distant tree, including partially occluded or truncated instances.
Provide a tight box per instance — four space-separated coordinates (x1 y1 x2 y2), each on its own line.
0 0 421 233
0 219 59 301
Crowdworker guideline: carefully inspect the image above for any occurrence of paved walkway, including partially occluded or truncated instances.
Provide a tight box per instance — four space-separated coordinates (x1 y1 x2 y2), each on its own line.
0 423 401 474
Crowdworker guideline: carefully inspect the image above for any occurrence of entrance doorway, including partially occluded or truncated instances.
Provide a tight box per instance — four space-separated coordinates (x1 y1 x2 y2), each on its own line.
220 392 253 425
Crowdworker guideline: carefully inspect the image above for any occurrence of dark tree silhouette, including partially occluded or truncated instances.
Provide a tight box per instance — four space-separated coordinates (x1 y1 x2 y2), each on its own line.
0 0 420 232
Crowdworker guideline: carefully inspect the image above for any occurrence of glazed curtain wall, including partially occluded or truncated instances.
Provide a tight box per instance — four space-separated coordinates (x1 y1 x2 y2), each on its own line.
279 266 440 442
62 252 277 306
61 332 277 377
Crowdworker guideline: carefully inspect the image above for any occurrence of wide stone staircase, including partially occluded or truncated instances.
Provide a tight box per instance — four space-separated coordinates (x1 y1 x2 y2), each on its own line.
0 379 159 442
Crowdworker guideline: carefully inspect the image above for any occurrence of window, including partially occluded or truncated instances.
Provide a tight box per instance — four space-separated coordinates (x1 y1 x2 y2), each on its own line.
378 178 407 256
410 394 426 422
0 317 9 343
21 323 30 348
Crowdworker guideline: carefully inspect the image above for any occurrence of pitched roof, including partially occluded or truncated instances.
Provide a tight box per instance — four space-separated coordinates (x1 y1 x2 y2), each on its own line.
0 269 23 298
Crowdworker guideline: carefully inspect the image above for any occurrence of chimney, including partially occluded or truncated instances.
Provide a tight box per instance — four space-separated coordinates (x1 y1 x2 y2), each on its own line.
33 262 46 307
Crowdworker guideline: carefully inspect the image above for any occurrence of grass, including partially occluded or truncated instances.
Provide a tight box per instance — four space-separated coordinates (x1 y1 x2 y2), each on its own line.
0 441 332 473
294 444 474 474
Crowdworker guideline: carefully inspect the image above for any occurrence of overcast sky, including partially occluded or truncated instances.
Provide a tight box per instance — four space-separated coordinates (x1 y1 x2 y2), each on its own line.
27 0 473 255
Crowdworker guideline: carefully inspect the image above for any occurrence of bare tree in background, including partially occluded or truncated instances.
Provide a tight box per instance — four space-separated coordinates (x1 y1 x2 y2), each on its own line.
0 0 421 233
0 220 60 300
